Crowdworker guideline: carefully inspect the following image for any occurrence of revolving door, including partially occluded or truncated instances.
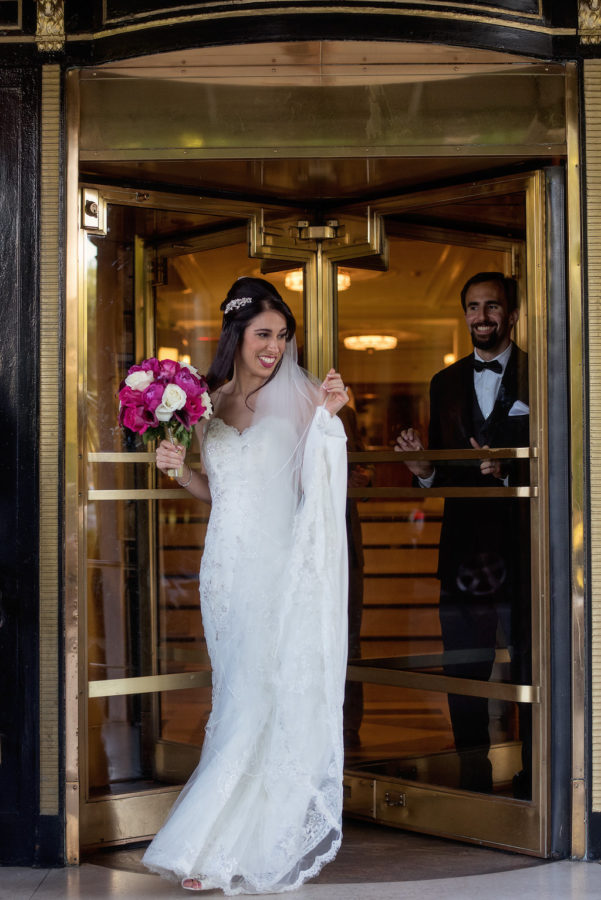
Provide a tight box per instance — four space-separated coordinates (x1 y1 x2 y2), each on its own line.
74 169 552 854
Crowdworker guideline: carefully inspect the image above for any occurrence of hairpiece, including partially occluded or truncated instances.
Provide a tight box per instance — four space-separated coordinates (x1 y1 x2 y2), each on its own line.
224 296 253 316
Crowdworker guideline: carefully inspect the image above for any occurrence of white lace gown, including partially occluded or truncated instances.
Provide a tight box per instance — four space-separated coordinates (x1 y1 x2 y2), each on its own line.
143 407 348 894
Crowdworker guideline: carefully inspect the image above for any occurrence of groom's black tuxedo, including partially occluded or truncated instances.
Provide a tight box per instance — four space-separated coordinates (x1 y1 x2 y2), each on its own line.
428 342 530 591
426 342 531 795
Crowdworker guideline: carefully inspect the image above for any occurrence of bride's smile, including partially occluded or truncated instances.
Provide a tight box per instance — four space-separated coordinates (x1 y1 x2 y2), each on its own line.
236 309 288 381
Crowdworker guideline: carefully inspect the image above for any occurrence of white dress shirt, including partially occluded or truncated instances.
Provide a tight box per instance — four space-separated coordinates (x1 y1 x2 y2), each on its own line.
473 343 513 419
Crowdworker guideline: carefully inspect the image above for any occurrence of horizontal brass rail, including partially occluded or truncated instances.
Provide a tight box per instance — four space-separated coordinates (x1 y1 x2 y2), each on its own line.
88 447 535 464
88 665 537 704
88 670 211 698
348 447 535 463
347 486 537 498
88 489 188 500
88 451 157 462
346 664 539 704
88 486 537 500
88 485 537 500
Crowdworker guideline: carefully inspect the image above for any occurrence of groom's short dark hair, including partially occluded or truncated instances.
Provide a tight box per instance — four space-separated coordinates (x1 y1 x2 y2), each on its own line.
460 272 518 313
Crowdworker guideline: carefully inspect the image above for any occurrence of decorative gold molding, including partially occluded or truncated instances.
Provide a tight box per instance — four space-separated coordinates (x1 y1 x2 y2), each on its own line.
39 64 61 817
86 6 575 41
101 0 544 27
565 61 586 859
64 68 81 865
36 0 65 52
580 0 601 44
584 59 601 815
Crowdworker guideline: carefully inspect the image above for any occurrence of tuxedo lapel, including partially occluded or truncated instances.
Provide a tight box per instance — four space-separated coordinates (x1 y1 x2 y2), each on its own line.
486 343 528 443
456 358 477 445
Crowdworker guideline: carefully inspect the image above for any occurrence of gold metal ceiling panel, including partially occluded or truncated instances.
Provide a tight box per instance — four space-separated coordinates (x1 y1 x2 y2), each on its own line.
78 42 566 161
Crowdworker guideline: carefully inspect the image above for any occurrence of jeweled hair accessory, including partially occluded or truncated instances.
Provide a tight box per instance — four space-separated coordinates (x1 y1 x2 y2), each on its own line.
224 296 253 316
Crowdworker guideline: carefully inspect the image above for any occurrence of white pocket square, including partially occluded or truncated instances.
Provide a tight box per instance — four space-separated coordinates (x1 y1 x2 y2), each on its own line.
508 400 529 416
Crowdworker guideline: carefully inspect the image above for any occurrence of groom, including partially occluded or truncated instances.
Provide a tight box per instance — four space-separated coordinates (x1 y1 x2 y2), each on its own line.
396 272 531 797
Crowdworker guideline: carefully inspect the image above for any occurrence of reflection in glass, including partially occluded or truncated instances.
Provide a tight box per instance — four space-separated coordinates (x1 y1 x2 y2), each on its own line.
346 682 531 798
339 234 532 797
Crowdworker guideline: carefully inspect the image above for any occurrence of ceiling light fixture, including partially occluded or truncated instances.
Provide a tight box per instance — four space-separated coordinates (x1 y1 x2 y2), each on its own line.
284 268 351 292
343 335 398 352
157 346 179 361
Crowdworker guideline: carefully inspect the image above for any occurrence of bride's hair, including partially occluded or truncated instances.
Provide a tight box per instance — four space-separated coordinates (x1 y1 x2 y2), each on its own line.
206 277 297 391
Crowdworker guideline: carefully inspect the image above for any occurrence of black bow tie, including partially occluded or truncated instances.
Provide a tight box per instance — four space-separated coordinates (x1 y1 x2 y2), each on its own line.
473 358 502 374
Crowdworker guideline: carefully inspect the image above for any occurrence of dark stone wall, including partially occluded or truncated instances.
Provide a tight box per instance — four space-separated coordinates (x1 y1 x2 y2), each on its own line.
0 66 50 865
0 1 586 65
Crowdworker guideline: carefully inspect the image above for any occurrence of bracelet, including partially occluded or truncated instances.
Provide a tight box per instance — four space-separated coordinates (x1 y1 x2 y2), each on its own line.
177 463 193 488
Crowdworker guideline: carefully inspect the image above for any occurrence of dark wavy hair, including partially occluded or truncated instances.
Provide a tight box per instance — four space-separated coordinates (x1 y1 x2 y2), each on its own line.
460 272 518 313
206 277 297 393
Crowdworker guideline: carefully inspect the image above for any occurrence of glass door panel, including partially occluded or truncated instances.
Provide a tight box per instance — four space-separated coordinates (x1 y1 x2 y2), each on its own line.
80 191 311 843
338 173 544 852
79 173 549 855
83 202 256 809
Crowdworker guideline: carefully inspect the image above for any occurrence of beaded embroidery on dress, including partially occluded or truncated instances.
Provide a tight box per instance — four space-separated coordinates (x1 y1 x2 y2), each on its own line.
143 398 348 894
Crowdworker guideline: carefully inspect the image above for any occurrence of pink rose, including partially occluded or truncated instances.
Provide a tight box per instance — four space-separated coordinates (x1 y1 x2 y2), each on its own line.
120 403 147 433
142 382 165 412
129 357 161 377
158 358 180 380
174 368 202 397
120 402 159 433
118 385 143 408
185 393 209 424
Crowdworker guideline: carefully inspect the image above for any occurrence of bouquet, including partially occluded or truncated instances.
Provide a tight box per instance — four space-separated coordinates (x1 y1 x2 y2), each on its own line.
118 357 212 478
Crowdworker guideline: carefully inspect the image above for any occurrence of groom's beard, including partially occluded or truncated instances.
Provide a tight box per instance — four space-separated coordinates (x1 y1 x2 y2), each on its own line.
470 320 508 352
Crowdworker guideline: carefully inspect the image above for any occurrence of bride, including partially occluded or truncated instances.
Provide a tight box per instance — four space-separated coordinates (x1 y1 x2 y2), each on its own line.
142 277 349 894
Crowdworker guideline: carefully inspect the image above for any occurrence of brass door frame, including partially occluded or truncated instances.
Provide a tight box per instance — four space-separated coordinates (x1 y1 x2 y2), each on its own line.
71 172 549 856
63 55 583 863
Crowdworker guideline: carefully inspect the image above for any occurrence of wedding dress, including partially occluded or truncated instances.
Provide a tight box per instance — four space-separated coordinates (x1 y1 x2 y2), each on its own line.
143 393 348 894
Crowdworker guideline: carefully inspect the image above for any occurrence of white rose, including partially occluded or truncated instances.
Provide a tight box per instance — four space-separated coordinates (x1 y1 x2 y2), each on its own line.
125 370 154 391
156 384 187 422
181 362 200 377
201 394 213 420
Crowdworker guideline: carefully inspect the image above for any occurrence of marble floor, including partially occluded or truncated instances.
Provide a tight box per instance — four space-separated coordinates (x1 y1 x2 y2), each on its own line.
3 823 601 900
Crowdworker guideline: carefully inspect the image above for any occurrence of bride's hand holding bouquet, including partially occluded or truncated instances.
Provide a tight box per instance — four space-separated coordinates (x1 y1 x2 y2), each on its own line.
118 357 212 479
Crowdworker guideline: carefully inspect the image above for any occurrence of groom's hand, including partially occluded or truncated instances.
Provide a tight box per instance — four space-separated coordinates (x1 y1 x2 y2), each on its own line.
395 428 434 480
470 437 503 479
